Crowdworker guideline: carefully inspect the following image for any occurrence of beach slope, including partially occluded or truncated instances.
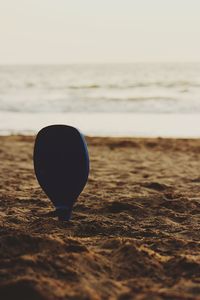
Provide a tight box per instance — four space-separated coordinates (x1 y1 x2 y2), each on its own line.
0 136 200 299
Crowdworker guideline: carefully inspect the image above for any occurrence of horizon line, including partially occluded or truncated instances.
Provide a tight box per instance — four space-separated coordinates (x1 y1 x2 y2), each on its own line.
0 61 200 66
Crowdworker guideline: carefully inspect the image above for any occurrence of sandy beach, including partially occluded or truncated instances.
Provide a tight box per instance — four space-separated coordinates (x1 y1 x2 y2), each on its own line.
0 135 200 300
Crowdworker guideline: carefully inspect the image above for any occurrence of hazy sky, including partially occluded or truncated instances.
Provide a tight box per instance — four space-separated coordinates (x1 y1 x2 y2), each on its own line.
0 0 200 64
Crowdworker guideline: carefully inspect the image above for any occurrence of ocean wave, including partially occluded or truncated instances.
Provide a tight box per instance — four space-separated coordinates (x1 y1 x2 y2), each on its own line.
67 82 200 90
0 63 200 116
126 96 175 101
2 81 200 91
100 96 176 102
69 84 100 89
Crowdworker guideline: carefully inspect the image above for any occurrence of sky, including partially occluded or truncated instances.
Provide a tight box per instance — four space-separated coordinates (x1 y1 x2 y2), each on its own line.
0 0 200 64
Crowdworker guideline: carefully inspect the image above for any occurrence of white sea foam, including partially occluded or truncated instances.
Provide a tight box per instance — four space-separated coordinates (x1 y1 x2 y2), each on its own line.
1 112 200 138
0 63 200 136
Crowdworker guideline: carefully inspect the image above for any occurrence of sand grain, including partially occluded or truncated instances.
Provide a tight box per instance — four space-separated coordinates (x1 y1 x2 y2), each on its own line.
0 136 200 299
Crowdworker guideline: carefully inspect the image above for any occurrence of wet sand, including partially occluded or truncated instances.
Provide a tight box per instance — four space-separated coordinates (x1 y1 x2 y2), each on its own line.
0 135 200 300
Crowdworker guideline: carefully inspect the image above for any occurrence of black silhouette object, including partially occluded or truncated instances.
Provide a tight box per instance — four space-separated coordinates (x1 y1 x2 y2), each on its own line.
33 125 89 221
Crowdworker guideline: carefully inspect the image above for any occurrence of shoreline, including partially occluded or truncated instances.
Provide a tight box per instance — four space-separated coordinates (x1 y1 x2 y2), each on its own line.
1 112 200 138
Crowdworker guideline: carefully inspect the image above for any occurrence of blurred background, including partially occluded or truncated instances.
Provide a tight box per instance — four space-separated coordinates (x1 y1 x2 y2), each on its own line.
0 0 200 137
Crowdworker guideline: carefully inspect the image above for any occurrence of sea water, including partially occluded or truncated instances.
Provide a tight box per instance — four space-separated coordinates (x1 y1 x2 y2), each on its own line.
0 63 200 137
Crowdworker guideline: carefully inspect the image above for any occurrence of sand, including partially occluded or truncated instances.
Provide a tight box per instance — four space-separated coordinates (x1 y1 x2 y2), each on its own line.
0 135 200 300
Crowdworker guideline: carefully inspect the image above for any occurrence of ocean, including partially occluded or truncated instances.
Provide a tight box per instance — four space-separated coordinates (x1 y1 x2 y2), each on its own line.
1 63 200 137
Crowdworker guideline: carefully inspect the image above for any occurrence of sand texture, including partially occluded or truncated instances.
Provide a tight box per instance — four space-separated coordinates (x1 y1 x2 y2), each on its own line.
0 136 200 300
